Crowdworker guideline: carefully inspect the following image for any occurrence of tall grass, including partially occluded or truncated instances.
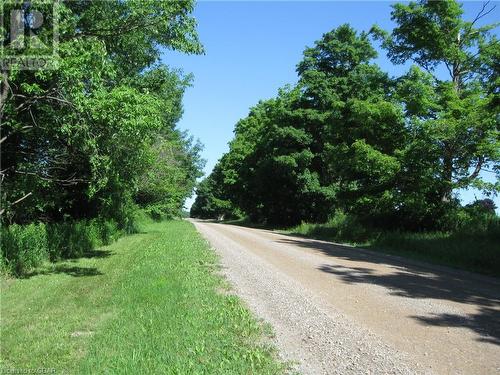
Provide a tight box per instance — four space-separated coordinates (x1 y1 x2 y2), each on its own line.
291 210 372 243
1 223 49 275
287 211 500 276
372 230 500 276
1 218 123 276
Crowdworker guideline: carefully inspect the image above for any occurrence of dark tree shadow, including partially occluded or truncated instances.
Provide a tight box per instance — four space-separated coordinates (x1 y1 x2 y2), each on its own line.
21 249 112 278
411 307 500 346
274 237 500 346
59 249 116 263
80 249 114 259
22 265 103 279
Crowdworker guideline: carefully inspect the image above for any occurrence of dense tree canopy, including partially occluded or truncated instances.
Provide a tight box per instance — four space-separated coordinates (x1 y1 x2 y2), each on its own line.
1 0 204 225
373 0 499 201
191 1 499 230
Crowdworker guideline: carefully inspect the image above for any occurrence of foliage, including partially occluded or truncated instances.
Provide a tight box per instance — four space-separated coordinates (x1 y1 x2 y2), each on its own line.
136 132 204 220
1 223 48 275
192 2 499 232
190 166 242 220
1 218 122 275
290 210 372 243
1 0 204 226
372 0 499 201
287 207 500 276
373 217 500 276
1 1 205 276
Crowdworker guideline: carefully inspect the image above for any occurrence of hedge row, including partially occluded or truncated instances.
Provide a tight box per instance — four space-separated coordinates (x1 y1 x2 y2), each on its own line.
1 219 121 276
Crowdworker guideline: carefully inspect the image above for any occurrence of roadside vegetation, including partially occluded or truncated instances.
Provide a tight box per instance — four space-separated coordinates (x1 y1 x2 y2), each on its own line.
1 220 286 374
1 1 204 276
191 1 499 275
286 208 500 277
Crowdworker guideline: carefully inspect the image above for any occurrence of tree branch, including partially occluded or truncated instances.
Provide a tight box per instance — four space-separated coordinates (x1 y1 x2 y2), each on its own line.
0 70 10 121
468 157 485 181
0 192 33 216
14 92 74 112
461 1 497 45
14 170 89 186
0 125 34 145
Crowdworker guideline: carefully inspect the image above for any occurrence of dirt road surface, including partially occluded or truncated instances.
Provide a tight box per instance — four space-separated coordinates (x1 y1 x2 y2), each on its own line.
191 220 500 375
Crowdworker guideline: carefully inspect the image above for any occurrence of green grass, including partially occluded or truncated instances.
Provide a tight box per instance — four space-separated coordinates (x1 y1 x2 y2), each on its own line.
367 231 500 277
284 221 500 277
1 220 286 374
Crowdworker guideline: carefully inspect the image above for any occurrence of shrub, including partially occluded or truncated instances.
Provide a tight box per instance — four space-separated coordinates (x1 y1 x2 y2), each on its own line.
3 217 126 275
437 199 499 235
373 229 500 276
486 216 500 240
46 223 69 260
100 219 120 245
290 210 373 243
110 202 141 234
1 223 48 275
146 205 165 222
47 221 94 260
48 220 100 259
288 209 500 276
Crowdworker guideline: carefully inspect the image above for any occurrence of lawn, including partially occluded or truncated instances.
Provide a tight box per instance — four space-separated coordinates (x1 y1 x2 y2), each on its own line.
0 220 285 374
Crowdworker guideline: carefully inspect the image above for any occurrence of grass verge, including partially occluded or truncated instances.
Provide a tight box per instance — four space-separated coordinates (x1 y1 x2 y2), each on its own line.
284 221 500 277
1 220 285 374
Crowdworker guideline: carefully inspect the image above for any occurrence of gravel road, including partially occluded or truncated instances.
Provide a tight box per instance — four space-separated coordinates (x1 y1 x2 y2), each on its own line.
191 220 500 375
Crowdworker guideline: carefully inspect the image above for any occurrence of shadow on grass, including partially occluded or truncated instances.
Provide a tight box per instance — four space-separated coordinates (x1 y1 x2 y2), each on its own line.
275 236 500 346
61 249 115 262
80 249 114 259
21 249 113 279
22 265 103 279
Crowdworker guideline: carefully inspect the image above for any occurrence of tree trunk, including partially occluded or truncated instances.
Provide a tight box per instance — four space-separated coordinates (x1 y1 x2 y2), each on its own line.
440 54 462 202
441 141 454 202
0 70 10 122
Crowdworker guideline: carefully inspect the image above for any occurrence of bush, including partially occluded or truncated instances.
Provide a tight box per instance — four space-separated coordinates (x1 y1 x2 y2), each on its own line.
2 217 124 276
438 199 499 234
1 223 48 275
46 221 95 260
47 219 122 260
100 219 120 245
110 202 141 234
373 229 500 276
290 210 373 243
287 208 500 276
145 205 165 222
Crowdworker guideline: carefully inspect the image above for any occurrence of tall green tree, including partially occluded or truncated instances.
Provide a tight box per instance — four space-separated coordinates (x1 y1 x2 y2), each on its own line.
196 25 407 226
296 25 406 222
373 0 499 202
1 0 204 224
193 2 498 230
137 132 204 219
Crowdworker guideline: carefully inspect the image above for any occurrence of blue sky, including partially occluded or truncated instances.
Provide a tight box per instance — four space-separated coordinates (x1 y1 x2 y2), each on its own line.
160 1 499 209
